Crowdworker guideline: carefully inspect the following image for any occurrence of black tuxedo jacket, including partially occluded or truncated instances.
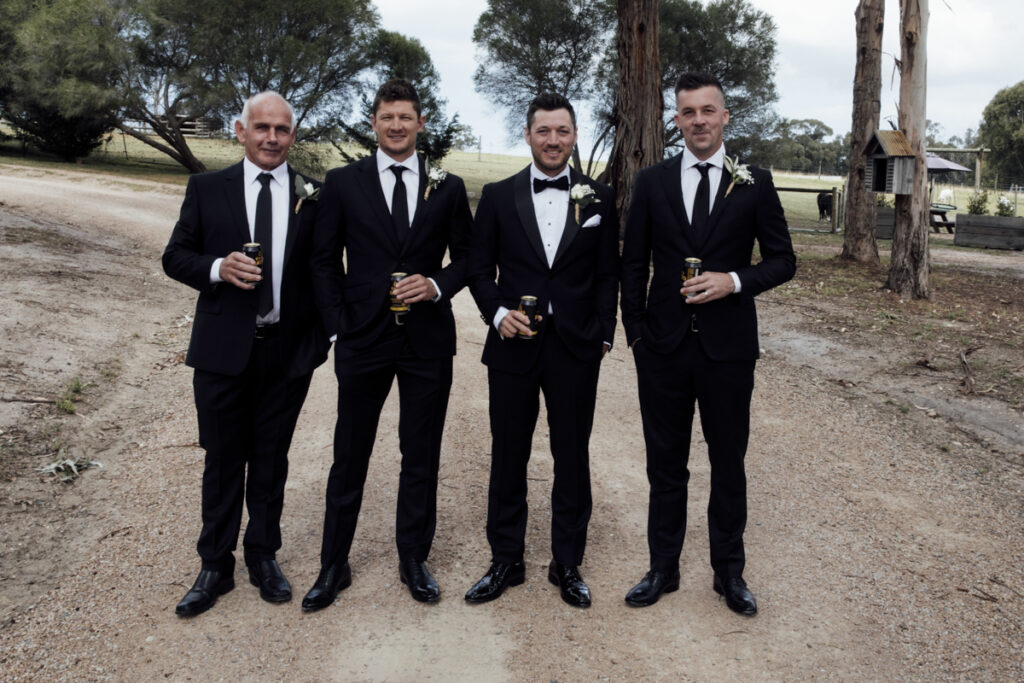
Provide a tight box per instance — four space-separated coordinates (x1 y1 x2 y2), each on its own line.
469 166 619 372
620 154 796 359
311 153 473 361
163 161 328 378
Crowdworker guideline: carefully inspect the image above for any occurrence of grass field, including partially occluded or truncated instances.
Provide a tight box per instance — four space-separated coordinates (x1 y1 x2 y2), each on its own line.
2 130 1020 225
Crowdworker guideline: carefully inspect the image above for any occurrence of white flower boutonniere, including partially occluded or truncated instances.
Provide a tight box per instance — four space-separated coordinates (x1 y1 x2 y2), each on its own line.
425 166 449 201
294 176 320 214
723 156 754 198
569 182 600 222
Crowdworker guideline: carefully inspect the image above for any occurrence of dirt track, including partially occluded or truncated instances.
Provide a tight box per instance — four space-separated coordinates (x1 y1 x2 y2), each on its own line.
0 164 1021 681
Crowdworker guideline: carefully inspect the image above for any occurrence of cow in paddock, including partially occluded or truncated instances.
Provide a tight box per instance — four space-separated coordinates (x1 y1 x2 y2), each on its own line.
817 191 833 222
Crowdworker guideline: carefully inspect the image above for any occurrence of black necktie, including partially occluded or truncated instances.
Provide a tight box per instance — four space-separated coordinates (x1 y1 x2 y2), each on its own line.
255 173 274 317
533 176 570 193
390 165 409 243
691 163 710 242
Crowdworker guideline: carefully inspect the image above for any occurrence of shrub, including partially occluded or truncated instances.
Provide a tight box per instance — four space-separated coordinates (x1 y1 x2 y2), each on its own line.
966 190 989 215
876 193 893 208
995 195 1015 217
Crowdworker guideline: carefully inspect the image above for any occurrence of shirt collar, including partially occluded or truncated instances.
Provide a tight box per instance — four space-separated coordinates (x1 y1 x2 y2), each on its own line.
243 157 289 186
377 148 419 177
530 163 571 183
682 145 726 171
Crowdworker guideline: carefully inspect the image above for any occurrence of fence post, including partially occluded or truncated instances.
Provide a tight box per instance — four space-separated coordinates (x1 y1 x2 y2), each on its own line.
831 186 840 233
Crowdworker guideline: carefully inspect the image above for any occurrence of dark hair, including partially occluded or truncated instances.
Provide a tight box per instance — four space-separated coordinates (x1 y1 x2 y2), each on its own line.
372 78 422 116
673 72 724 98
526 92 576 130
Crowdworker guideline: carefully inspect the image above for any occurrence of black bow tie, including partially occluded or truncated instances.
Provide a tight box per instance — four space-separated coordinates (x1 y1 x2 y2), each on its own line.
533 176 570 193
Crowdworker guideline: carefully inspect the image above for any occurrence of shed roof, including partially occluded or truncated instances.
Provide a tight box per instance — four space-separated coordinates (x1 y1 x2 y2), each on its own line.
865 130 916 157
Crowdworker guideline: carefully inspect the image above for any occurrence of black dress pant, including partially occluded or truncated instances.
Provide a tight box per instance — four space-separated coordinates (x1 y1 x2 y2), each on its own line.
192 333 313 573
485 328 600 567
319 324 452 568
633 330 755 578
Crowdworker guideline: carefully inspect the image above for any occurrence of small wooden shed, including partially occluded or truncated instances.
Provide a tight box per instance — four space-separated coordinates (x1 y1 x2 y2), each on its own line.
864 130 916 195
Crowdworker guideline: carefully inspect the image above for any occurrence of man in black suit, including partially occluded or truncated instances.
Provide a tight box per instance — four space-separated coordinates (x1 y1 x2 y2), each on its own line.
164 91 328 617
302 79 472 610
620 73 796 615
464 93 619 609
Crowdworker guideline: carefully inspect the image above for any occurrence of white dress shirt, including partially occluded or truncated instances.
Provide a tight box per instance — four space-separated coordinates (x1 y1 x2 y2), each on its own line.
210 157 290 323
679 145 742 293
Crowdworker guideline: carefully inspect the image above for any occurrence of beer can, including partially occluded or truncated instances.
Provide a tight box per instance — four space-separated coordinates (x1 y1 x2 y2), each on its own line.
242 242 262 284
389 272 410 317
683 257 702 298
516 295 539 339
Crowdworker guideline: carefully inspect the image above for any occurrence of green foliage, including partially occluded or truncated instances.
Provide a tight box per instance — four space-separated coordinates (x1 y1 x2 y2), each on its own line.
876 193 893 208
472 0 613 139
335 30 461 164
4 0 119 160
966 190 989 215
979 81 1024 185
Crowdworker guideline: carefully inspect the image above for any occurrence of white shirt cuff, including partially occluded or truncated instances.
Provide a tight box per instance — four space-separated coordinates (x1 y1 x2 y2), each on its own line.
493 306 510 332
211 258 224 284
428 277 442 302
729 271 741 293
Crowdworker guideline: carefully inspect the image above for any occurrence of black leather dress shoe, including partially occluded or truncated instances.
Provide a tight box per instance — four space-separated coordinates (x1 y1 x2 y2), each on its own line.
175 569 235 617
464 561 526 604
624 569 680 607
247 559 292 603
547 561 591 608
301 562 352 613
399 558 440 603
713 575 757 616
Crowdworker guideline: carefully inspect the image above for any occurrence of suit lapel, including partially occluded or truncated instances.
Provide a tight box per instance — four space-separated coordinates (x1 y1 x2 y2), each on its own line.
661 155 687 230
283 167 299 272
513 167 549 267
407 154 429 241
358 154 402 252
223 162 251 246
551 169 583 267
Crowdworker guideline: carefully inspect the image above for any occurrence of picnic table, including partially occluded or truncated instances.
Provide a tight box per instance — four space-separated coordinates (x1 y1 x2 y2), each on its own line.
930 203 956 233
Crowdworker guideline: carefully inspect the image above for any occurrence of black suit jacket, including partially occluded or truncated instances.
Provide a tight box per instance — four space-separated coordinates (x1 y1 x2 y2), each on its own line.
620 154 796 359
310 153 473 361
162 161 328 378
469 166 619 372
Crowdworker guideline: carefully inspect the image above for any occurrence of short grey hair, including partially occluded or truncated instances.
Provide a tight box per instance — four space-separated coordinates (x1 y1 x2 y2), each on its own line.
238 91 296 133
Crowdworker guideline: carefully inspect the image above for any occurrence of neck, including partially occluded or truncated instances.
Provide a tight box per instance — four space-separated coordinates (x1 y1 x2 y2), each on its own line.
380 148 416 164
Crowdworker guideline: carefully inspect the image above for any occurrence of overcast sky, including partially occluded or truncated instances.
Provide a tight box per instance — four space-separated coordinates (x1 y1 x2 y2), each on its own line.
373 0 1022 157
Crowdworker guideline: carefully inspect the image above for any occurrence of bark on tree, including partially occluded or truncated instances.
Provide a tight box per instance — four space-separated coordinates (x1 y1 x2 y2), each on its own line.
841 0 884 264
606 0 662 233
888 0 931 298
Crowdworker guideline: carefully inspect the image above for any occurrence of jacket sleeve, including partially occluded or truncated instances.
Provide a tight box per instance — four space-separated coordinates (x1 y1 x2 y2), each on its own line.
733 169 796 297
162 176 219 293
429 176 474 301
594 182 620 344
619 170 654 345
310 169 346 338
467 184 504 324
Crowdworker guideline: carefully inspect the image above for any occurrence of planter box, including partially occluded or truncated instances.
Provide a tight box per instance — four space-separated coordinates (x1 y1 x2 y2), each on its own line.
876 206 895 239
953 214 1024 250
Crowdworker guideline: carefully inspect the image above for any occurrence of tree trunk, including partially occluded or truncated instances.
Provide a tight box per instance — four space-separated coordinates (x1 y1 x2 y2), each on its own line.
841 0 884 264
606 0 662 235
887 0 930 298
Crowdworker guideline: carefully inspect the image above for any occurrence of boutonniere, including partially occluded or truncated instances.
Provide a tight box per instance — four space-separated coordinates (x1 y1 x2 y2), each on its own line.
570 182 600 222
294 176 320 214
723 156 754 197
424 166 449 201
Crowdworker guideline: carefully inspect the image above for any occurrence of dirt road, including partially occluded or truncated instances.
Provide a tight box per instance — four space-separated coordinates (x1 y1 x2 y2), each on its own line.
1 165 1021 681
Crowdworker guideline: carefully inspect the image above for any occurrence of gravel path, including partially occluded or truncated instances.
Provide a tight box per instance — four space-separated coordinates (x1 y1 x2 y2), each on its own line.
0 165 1021 681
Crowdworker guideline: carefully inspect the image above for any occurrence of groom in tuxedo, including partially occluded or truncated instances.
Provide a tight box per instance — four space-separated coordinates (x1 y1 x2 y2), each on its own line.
464 93 619 608
620 73 795 615
164 91 328 617
302 79 473 610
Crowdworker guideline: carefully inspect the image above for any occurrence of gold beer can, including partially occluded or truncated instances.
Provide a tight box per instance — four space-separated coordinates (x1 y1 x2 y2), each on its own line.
517 295 539 339
389 272 409 313
683 257 702 298
242 242 262 284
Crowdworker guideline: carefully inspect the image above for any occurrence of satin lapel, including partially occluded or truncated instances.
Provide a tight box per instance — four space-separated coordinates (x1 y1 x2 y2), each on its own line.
698 168 732 251
358 155 401 252
513 167 548 267
283 168 299 272
661 155 687 229
223 162 251 245
551 169 583 267
409 154 428 232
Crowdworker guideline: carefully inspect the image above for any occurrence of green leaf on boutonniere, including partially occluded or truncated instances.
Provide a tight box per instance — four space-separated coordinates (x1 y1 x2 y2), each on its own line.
294 176 320 214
